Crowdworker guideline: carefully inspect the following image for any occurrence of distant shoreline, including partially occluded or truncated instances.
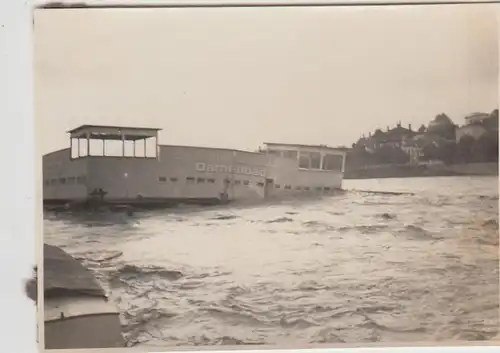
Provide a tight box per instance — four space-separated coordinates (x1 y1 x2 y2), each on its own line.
344 162 499 180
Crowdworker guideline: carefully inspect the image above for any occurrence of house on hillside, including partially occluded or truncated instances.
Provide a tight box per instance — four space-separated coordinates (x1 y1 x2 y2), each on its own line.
455 112 491 142
400 139 422 165
363 122 417 150
464 112 490 125
354 123 423 164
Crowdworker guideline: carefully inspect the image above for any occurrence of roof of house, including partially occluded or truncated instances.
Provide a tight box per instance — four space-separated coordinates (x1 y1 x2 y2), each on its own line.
369 125 416 143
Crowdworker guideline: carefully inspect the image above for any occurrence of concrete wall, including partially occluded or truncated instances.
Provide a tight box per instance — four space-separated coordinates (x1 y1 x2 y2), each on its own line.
86 145 269 201
43 145 345 202
266 155 343 195
43 149 88 200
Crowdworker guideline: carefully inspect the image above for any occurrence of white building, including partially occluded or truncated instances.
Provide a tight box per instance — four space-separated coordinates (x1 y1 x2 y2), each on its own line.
456 113 490 142
43 125 347 207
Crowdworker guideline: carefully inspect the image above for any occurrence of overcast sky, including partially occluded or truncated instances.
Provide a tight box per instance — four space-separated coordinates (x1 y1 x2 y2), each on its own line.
35 4 498 155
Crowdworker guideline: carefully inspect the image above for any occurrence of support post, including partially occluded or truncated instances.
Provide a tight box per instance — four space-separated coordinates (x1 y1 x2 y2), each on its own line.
86 133 90 156
102 139 106 156
144 138 147 157
78 138 80 157
122 134 125 157
70 138 73 160
155 133 158 158
133 140 136 157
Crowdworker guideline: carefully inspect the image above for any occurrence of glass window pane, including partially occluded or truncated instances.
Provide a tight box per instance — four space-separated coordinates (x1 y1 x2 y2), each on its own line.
323 154 343 171
310 152 321 169
298 152 310 169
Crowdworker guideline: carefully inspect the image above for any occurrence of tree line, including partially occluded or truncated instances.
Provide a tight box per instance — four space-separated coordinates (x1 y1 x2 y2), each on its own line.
347 109 498 169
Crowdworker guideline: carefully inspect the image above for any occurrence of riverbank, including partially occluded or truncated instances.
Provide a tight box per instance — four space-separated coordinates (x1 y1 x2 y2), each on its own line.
344 162 498 180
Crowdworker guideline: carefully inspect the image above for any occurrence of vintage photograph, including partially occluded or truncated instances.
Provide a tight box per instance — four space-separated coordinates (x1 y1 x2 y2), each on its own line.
34 2 498 350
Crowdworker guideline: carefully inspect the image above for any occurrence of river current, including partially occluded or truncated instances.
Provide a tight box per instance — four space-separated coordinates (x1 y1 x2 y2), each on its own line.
44 176 499 348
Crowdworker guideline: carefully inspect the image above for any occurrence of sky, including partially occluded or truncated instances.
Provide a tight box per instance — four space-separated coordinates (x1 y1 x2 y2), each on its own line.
34 4 498 155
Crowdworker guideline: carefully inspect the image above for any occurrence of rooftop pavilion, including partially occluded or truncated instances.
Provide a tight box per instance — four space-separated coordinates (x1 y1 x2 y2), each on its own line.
68 125 161 159
262 142 346 172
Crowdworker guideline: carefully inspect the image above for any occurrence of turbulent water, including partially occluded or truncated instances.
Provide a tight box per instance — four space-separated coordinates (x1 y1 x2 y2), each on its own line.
44 176 499 348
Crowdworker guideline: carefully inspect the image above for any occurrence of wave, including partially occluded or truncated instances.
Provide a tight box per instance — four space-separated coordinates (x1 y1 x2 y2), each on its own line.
295 280 331 292
202 305 274 327
482 219 499 230
210 214 239 221
378 213 396 220
74 250 124 263
309 327 346 343
114 264 183 282
337 224 389 234
478 195 499 201
266 217 294 223
397 225 442 241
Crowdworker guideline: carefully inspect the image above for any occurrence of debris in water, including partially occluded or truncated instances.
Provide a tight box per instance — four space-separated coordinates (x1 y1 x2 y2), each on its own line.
379 213 396 220
267 217 294 223
211 214 238 220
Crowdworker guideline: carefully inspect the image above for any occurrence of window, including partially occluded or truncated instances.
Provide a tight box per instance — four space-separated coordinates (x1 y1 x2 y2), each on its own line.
310 152 321 169
207 178 215 184
77 176 86 184
158 176 167 183
324 187 331 191
186 177 195 183
322 154 343 171
304 186 310 191
243 180 249 186
275 184 281 189
67 176 76 184
315 186 323 191
43 180 49 186
170 177 178 182
284 185 291 190
197 178 205 184
298 152 310 169
296 186 302 190
50 179 57 185
283 150 298 159
59 177 66 184
257 182 264 188
234 180 241 185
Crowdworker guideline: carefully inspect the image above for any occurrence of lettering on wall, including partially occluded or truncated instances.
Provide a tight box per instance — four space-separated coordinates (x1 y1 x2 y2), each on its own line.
196 162 266 177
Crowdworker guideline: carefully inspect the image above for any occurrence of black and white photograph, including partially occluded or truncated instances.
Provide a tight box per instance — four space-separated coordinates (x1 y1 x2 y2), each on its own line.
34 1 498 350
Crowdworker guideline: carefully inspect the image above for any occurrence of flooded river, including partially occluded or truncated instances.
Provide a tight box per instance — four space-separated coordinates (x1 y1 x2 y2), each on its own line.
44 176 499 347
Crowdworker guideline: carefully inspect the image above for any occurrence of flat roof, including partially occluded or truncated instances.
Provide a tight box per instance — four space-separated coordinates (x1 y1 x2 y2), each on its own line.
264 142 347 152
68 124 161 141
68 124 161 134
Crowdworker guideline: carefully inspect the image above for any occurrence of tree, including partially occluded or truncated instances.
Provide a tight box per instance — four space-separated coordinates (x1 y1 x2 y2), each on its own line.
456 135 475 163
421 142 439 162
483 109 499 131
475 130 498 162
433 113 454 125
418 124 426 133
436 140 456 164
346 146 374 169
427 113 456 141
371 144 409 165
